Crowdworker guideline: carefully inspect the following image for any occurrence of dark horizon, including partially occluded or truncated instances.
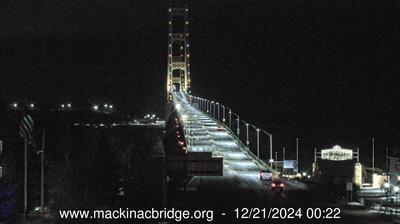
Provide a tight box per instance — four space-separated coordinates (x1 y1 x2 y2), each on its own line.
1 0 399 169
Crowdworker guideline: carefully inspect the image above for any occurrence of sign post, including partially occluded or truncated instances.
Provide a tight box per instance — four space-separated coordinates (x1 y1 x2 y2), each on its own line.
347 182 353 202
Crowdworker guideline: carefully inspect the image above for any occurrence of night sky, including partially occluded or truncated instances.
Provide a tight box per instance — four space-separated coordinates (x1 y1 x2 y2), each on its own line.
1 0 399 168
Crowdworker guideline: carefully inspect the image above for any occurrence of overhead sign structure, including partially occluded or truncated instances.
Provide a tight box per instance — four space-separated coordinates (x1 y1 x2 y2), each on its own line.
321 145 353 161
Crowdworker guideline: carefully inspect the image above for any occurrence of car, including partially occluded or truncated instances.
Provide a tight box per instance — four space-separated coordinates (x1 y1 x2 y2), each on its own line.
260 170 273 180
270 180 285 191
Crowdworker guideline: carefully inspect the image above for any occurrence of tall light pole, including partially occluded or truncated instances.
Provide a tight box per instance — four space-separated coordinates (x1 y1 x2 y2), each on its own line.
372 137 375 174
229 110 232 128
222 105 225 124
386 147 389 172
256 129 260 158
211 101 215 117
40 129 45 219
296 138 299 172
282 146 285 161
269 133 273 167
217 102 220 121
24 135 28 220
236 116 240 137
275 151 278 170
246 123 249 149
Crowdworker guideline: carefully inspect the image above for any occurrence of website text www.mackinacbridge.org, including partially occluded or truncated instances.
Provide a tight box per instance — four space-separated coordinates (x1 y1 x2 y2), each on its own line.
59 208 214 222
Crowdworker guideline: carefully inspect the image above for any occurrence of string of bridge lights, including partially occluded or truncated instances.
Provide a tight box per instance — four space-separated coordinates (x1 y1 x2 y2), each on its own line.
8 102 114 112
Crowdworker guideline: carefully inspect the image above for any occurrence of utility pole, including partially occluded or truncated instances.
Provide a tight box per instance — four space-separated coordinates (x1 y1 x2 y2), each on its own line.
282 146 286 161
41 129 45 219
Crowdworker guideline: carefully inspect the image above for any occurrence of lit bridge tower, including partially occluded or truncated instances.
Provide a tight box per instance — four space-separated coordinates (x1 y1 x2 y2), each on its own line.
167 7 190 102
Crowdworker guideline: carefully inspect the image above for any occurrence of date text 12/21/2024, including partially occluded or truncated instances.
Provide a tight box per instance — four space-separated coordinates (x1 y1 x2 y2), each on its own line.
234 208 341 220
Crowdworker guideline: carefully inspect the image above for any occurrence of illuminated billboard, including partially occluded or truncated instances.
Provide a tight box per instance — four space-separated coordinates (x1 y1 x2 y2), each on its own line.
321 145 353 161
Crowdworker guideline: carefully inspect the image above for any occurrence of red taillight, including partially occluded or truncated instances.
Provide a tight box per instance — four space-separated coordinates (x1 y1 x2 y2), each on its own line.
280 183 285 187
271 183 276 187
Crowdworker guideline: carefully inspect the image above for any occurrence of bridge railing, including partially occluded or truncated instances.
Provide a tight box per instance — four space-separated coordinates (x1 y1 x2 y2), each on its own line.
188 95 275 170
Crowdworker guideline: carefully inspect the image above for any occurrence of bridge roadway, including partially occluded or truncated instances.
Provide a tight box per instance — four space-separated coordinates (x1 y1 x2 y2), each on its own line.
172 92 273 191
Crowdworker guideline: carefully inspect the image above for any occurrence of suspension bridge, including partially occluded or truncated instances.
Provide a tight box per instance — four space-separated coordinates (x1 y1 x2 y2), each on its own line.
166 8 276 185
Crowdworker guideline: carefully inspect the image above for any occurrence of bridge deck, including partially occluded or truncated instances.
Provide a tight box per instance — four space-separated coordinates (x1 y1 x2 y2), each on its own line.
173 92 263 177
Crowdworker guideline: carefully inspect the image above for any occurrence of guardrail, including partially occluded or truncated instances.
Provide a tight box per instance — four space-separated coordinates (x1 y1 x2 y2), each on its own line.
187 95 276 172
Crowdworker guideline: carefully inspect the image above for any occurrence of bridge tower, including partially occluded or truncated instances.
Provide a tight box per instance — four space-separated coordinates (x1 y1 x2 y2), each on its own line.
167 7 191 101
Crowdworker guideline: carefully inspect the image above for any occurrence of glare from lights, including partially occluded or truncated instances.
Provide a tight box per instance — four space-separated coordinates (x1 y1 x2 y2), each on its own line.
109 105 113 109
67 103 71 108
29 103 35 108
384 182 390 188
12 103 18 108
104 104 108 108
93 105 99 111
394 186 400 193
61 104 65 108
302 172 307 177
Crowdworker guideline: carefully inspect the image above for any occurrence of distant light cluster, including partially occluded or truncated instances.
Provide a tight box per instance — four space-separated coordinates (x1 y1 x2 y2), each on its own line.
8 102 115 112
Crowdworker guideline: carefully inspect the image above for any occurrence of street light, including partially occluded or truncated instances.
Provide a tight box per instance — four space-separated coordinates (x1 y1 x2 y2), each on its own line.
67 103 72 108
256 129 260 158
211 101 215 117
394 186 399 213
222 105 225 123
93 105 99 111
384 182 390 189
246 123 249 149
29 103 35 109
11 103 18 109
216 102 220 121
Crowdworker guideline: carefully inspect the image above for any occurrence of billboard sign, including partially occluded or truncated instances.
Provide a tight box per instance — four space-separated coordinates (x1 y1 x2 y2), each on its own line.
283 160 298 169
321 145 353 161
